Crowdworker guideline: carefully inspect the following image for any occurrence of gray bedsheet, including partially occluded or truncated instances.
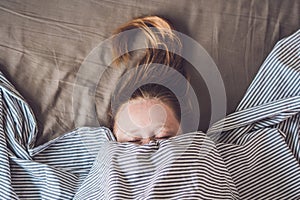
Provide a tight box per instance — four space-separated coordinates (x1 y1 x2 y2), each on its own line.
0 0 299 146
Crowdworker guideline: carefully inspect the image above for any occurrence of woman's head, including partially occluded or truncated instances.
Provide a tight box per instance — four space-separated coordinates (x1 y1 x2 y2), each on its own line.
109 15 188 144
113 84 181 145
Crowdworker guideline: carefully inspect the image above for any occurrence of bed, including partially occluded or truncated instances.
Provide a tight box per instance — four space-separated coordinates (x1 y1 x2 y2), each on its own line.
0 0 298 145
0 0 299 199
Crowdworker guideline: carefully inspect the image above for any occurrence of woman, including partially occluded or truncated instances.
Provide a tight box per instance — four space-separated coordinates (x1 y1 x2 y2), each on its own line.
108 16 191 145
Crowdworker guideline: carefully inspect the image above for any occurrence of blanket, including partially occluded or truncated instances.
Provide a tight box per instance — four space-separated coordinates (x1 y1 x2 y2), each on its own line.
0 30 299 199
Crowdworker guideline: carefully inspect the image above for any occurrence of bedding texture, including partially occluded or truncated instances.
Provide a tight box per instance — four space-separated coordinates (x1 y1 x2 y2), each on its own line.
0 0 299 146
0 29 299 199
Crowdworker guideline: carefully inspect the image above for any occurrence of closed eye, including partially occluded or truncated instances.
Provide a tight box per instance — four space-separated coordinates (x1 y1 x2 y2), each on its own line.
128 139 141 144
155 130 177 140
155 135 172 140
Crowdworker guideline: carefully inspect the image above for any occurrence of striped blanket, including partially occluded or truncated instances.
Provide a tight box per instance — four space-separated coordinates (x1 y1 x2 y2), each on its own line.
0 30 299 199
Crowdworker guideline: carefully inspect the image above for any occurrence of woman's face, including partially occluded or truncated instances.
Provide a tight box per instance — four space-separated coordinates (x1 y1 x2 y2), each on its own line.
113 98 181 145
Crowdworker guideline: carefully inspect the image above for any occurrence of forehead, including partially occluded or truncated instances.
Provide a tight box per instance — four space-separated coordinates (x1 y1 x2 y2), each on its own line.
118 98 168 126
115 98 179 138
126 98 166 114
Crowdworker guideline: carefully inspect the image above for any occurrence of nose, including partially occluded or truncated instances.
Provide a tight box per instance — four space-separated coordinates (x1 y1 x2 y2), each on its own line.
140 137 156 145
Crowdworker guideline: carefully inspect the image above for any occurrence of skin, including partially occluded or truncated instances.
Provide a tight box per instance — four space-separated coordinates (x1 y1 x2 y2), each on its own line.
113 98 181 145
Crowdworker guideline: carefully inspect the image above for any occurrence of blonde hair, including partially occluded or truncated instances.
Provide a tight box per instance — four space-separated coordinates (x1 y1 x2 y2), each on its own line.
112 16 184 74
109 16 189 130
